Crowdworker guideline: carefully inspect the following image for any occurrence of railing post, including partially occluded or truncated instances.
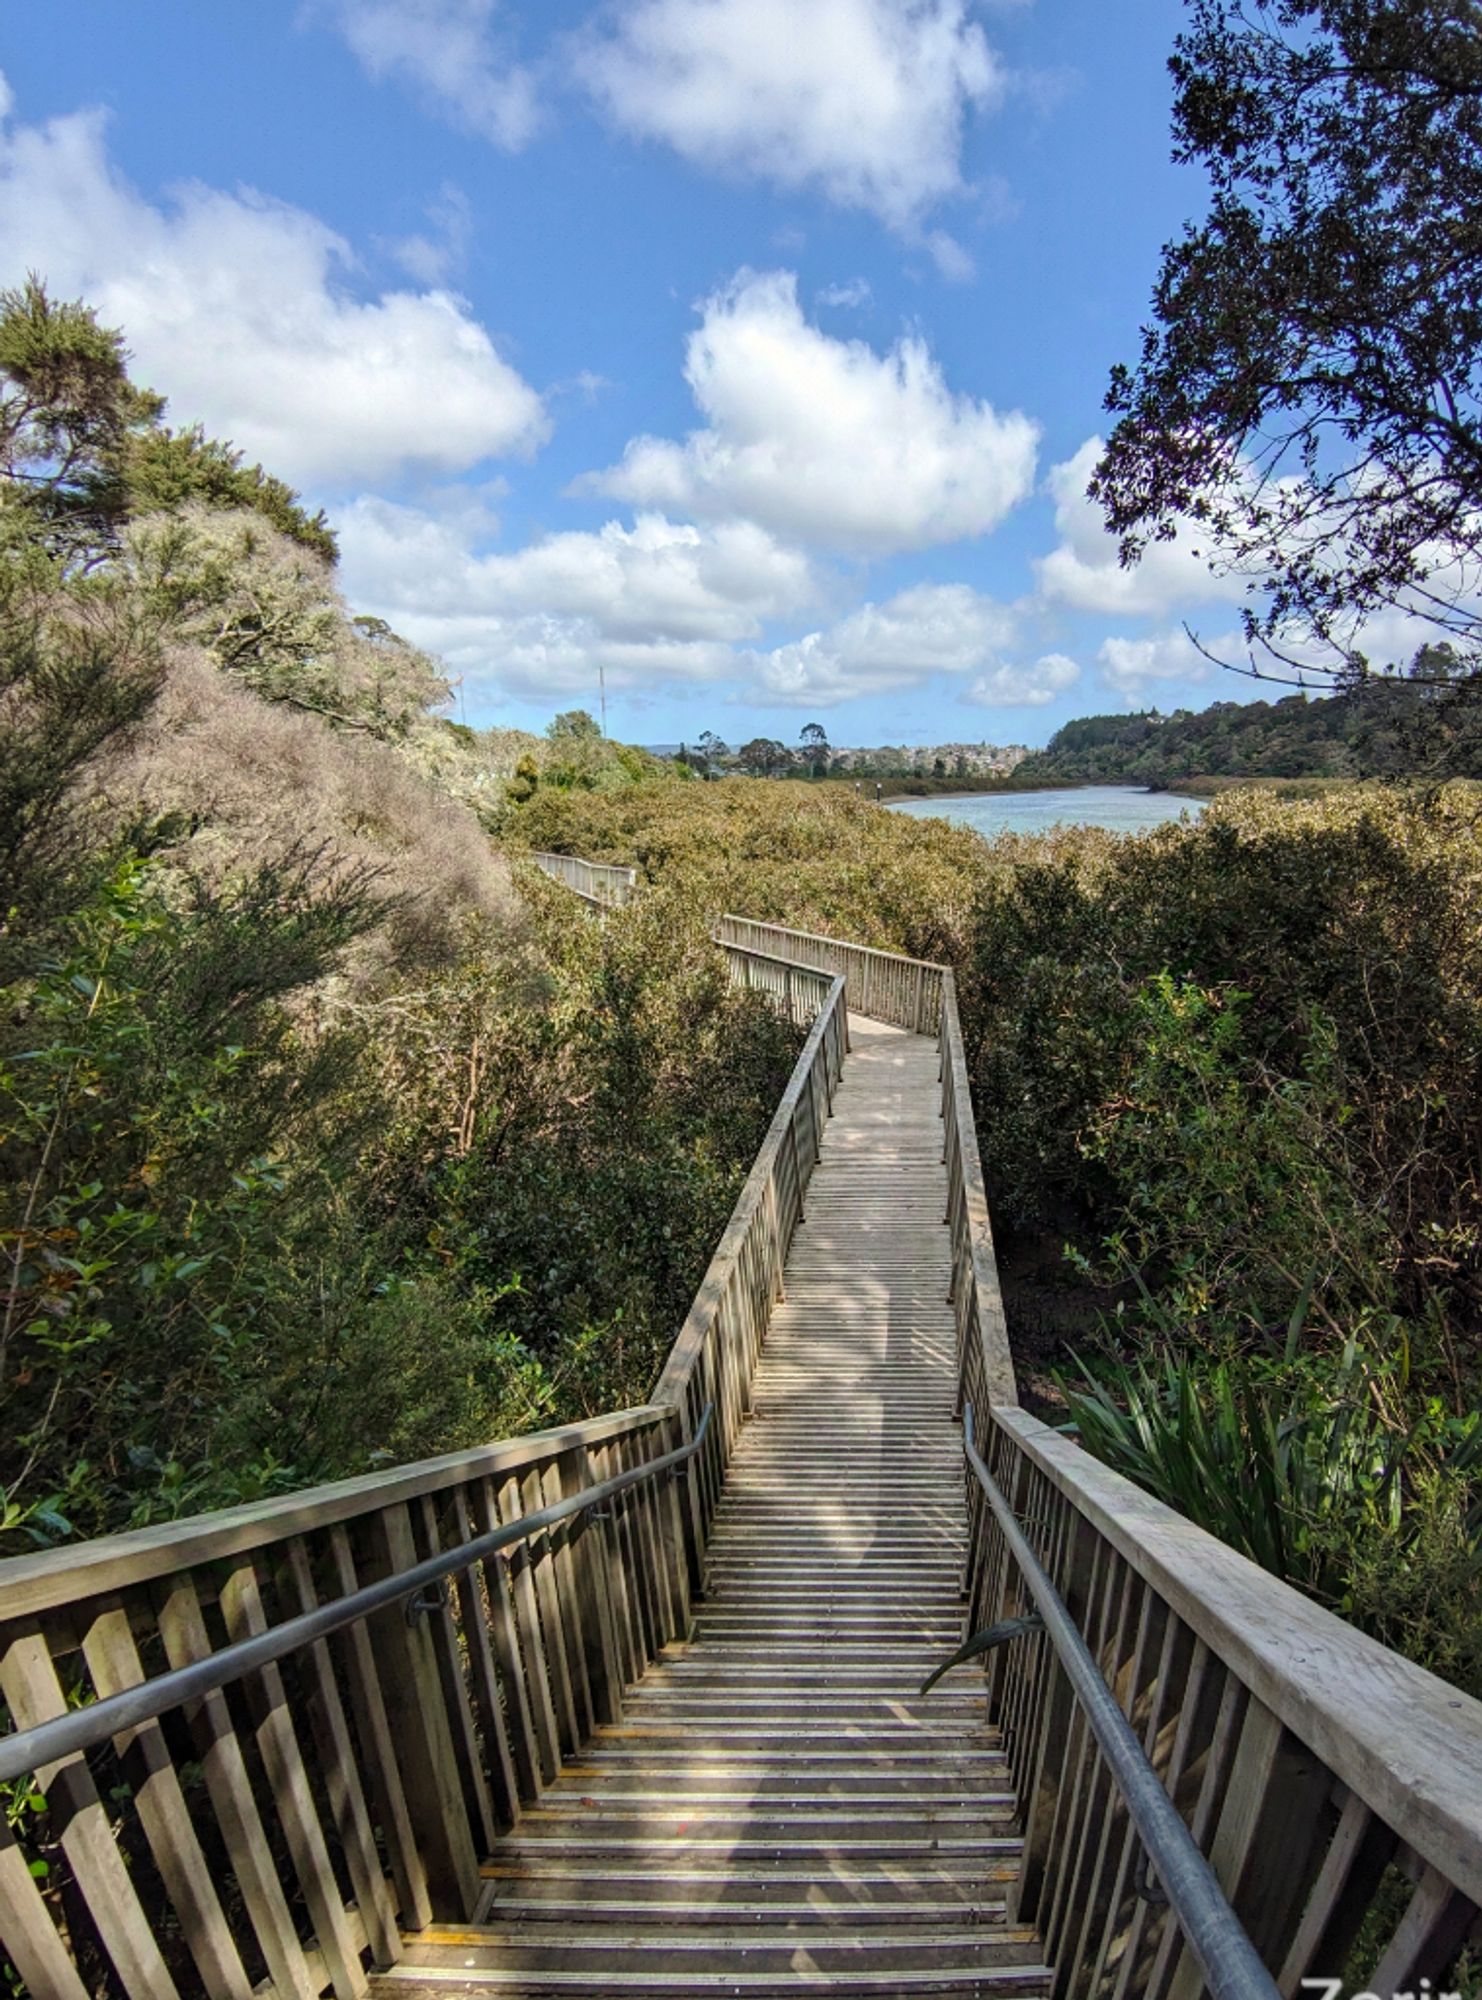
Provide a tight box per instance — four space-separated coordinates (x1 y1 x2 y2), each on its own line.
363 1505 482 1920
555 1446 624 1727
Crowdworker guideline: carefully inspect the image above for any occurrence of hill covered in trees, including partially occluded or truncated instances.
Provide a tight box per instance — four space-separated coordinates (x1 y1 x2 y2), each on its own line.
0 281 786 1546
1015 662 1482 789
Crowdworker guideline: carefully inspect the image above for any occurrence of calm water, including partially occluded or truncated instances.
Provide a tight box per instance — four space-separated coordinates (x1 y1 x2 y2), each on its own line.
887 784 1205 839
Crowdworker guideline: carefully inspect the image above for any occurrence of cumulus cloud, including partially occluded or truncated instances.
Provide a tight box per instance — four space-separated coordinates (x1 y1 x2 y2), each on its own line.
337 497 824 700
0 87 547 488
1036 437 1248 618
575 0 1001 231
745 582 1015 705
1096 628 1213 699
581 269 1038 553
965 651 1080 707
313 0 538 149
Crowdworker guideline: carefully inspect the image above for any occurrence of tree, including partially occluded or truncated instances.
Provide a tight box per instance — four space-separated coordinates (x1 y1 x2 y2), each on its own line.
799 721 831 777
0 277 161 570
0 279 334 571
737 737 791 776
125 506 448 739
547 709 603 743
1094 2 1482 689
696 730 730 775
127 423 336 561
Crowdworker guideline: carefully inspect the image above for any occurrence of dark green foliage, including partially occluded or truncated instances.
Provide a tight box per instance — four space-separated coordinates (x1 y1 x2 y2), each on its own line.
0 277 161 568
963 789 1482 1321
1060 1344 1482 1691
126 423 337 560
0 854 384 1539
1016 663 1482 787
961 786 1482 1688
1095 0 1482 689
0 587 164 934
1017 693 1357 784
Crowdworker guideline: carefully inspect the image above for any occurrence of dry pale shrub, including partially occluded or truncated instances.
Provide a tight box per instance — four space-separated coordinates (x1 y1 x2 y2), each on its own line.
89 649 520 975
123 504 449 739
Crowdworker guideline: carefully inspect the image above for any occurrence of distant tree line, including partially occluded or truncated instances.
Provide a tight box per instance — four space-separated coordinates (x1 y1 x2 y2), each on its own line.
673 723 1023 784
1016 649 1482 787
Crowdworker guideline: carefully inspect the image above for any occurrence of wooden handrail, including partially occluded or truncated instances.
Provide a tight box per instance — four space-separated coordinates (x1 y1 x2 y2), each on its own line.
940 965 1018 1416
527 850 637 908
714 913 1482 1995
0 1410 713 1789
990 1402 1482 1911
0 1404 677 1620
713 914 945 1032
653 970 850 1568
0 951 851 1997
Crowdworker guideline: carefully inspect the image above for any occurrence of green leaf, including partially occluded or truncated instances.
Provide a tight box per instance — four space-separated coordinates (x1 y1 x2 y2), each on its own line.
919 1616 1043 1696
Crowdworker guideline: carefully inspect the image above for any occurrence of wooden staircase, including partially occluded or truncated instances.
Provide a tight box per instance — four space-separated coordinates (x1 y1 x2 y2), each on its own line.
370 1019 1052 1995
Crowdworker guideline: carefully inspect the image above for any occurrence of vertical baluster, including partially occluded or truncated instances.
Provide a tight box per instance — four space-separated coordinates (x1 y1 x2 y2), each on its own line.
1166 1699 1331 1996
1276 1793 1394 1999
217 1559 368 1999
278 1539 404 1969
326 1524 434 1931
154 1574 321 1999
445 1490 521 1835
361 1504 482 1920
1060 1578 1157 1995
80 1598 256 1998
555 1444 623 1728
0 1811 90 2000
604 1437 647 1678
1145 1665 1247 2000
409 1496 498 1857
521 1464 583 1755
494 1472 563 1786
0 1626 183 2000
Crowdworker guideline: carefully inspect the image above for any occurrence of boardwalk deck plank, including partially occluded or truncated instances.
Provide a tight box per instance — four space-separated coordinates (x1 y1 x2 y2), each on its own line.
371 1018 1049 1996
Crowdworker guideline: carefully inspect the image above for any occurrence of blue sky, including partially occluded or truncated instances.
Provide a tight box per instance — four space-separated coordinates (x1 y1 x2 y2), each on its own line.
2 1 1287 746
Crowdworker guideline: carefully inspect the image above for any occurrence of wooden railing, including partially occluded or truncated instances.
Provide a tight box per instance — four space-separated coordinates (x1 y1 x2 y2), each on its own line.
528 850 637 908
716 938 840 1028
0 1408 689 1999
0 970 849 1999
713 913 944 1032
653 970 849 1559
722 915 1482 2000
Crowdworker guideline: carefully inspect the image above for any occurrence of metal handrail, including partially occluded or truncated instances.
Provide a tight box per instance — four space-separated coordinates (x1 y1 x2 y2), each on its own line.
962 1405 1281 2000
0 1404 713 1786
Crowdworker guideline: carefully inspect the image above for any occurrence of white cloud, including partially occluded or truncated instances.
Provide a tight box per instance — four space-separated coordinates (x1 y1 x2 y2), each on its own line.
387 182 473 285
338 497 824 700
924 228 975 283
965 651 1080 707
314 0 538 149
1036 437 1248 617
1096 629 1212 699
0 90 547 488
582 269 1038 553
817 277 872 309
745 582 1027 706
575 0 1001 231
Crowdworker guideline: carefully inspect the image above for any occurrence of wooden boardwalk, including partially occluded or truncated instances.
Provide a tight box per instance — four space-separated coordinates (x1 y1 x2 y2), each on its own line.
376 1018 1049 1995
7 910 1479 1998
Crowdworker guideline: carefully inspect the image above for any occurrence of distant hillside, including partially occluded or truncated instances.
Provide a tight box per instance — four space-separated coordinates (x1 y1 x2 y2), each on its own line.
1016 667 1480 786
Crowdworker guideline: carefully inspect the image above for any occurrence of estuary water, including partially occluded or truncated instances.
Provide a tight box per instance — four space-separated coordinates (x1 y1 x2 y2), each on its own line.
887 784 1206 838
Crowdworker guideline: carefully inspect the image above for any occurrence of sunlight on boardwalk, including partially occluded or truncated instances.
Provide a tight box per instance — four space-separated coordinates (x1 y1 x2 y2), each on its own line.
374 1018 1049 1995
